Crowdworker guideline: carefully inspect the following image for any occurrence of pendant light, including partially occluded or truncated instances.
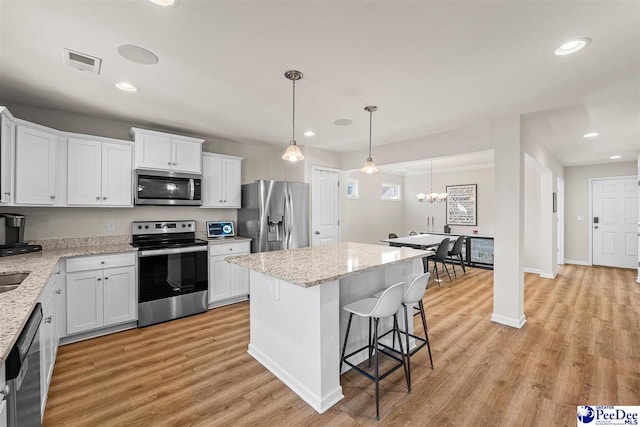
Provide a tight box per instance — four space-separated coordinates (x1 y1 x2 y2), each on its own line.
282 70 305 162
417 160 448 203
361 105 378 174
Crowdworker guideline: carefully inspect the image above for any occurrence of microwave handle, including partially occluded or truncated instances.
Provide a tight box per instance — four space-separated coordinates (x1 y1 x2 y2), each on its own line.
190 179 195 200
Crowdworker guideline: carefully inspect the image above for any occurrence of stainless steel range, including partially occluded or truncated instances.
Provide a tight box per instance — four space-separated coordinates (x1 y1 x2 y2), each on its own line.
131 220 208 327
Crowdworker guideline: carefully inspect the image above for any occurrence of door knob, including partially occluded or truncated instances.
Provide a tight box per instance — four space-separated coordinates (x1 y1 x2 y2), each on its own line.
315 231 320 235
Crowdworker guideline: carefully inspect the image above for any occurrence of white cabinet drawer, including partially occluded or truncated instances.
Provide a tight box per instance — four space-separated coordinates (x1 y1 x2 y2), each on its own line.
67 252 135 273
208 241 250 256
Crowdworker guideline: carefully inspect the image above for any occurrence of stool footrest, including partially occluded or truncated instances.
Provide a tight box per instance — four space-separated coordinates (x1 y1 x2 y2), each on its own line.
377 328 428 356
343 344 406 382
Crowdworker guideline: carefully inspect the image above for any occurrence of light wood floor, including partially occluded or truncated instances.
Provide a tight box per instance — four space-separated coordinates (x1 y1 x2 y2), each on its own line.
43 264 640 426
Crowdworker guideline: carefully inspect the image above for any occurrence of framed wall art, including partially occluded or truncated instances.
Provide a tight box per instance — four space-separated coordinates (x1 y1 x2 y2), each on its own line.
446 184 477 226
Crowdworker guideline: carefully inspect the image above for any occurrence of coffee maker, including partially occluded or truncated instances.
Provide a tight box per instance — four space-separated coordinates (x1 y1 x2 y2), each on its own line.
0 213 42 256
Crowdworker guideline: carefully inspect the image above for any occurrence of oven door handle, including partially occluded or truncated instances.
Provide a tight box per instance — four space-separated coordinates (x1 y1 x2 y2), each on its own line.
138 246 208 257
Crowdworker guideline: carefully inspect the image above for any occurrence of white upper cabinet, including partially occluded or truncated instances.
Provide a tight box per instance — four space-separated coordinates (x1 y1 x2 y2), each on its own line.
102 142 133 206
202 153 243 208
130 127 203 174
0 108 15 204
67 138 133 207
14 124 59 205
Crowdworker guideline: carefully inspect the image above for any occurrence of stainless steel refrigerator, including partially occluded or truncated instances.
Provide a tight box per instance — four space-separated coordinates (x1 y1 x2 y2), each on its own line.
238 180 309 253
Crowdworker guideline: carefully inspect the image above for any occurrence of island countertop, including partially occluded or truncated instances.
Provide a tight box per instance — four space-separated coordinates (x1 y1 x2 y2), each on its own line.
226 242 430 287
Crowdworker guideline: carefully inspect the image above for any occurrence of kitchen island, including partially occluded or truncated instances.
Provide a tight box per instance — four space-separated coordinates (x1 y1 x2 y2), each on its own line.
227 242 430 413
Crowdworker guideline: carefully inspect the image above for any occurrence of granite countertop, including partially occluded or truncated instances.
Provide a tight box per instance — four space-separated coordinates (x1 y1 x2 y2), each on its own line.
0 244 136 363
227 242 430 288
207 236 252 244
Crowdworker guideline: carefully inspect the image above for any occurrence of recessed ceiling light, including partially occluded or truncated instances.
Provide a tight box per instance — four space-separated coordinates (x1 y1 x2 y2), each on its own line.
303 131 315 137
609 155 621 159
333 119 353 126
583 132 599 138
115 82 139 92
149 0 178 6
117 45 158 65
554 38 591 56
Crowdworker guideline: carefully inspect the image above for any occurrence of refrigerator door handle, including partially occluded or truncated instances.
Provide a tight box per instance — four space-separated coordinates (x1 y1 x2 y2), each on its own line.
285 186 293 249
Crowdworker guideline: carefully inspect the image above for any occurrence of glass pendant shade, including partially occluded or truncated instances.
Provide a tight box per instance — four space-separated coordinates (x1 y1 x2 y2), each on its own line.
361 157 378 174
282 141 304 162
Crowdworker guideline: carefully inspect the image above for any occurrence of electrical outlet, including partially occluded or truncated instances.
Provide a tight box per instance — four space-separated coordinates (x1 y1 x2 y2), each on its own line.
107 220 116 232
577 215 584 221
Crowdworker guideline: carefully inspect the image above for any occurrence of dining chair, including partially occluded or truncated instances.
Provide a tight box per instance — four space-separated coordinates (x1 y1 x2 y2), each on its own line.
426 238 452 283
408 231 417 236
388 233 401 247
447 235 466 277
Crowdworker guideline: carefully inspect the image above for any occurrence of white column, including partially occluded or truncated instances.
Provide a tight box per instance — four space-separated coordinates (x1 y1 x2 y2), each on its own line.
492 117 526 328
637 153 640 283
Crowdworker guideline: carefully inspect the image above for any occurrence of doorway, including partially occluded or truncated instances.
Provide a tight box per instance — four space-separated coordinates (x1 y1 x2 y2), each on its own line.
311 166 341 246
591 176 638 268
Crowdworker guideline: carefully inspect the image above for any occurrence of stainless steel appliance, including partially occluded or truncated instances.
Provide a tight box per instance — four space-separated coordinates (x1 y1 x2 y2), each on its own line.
5 303 43 427
238 180 309 253
134 170 202 206
0 213 42 257
131 220 208 327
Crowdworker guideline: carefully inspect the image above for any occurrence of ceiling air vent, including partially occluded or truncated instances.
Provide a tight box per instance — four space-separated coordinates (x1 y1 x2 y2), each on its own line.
63 48 102 74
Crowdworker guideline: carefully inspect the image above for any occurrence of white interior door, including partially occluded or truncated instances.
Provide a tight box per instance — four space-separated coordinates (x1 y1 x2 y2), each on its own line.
592 177 637 268
312 167 340 246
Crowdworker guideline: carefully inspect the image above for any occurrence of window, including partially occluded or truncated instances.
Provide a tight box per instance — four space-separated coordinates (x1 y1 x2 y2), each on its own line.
346 179 359 199
381 183 401 201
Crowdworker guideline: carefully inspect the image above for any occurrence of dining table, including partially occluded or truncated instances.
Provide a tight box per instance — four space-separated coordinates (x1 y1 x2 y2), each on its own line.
380 233 457 273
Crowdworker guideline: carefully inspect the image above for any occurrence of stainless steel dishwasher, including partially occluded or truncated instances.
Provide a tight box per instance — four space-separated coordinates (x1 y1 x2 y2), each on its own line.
5 303 42 427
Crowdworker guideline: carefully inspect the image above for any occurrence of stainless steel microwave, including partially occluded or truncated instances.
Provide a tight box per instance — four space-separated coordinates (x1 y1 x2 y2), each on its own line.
135 170 202 206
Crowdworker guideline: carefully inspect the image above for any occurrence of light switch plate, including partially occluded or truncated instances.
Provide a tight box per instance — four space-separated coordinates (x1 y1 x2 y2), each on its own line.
107 220 116 232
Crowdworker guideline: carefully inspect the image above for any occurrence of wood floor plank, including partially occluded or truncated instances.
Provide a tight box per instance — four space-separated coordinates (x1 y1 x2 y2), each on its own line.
43 264 639 426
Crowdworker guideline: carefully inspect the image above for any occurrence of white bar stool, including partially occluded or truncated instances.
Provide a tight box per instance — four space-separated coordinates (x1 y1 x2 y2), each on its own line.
374 272 434 392
339 281 409 421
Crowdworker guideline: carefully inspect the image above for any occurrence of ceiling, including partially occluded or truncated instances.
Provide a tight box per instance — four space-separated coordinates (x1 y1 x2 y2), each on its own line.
0 1 638 166
376 150 493 176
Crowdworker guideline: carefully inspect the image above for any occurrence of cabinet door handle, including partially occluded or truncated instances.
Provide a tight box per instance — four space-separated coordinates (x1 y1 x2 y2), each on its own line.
4 191 10 196
50 195 56 199
101 261 105 264
168 162 172 166
173 162 177 166
96 196 101 200
45 316 52 324
97 278 102 281
103 197 107 200
55 289 61 294
104 277 109 280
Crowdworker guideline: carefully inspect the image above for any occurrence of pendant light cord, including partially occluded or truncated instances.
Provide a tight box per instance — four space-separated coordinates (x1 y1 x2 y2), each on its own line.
368 109 373 158
292 79 296 142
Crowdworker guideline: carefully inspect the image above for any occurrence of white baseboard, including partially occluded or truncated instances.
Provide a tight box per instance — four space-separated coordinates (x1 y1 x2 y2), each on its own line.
524 268 540 274
248 344 344 414
564 259 591 266
491 313 527 329
540 269 558 279
637 275 640 284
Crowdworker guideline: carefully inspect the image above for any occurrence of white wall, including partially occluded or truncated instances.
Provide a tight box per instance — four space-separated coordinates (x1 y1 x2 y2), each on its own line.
403 167 494 236
524 162 541 272
564 160 638 264
341 171 403 245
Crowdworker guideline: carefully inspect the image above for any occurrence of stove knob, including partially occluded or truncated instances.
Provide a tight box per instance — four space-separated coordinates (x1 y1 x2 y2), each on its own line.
182 224 186 228
188 224 192 228
138 225 142 230
145 225 149 229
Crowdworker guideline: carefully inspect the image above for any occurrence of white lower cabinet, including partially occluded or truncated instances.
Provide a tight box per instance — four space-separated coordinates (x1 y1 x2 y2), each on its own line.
66 253 136 336
0 358 6 427
208 241 250 307
39 261 63 420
